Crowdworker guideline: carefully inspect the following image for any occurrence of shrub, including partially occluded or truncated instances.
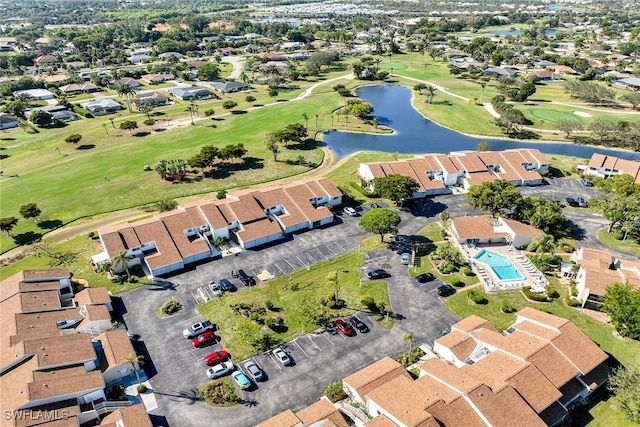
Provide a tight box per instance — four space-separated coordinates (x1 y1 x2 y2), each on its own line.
613 230 624 240
222 100 237 110
522 286 549 302
396 347 426 367
361 296 378 312
128 276 138 283
198 379 242 407
570 283 578 297
204 109 215 116
87 231 95 239
265 300 275 311
564 295 582 307
245 95 256 103
324 381 347 403
438 262 456 274
440 229 448 239
450 277 464 287
136 384 147 393
462 267 475 276
467 290 488 304
500 303 515 313
545 285 559 299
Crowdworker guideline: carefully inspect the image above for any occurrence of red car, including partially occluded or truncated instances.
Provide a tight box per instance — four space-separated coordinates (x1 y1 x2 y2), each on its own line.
204 350 230 366
192 331 217 347
334 319 356 337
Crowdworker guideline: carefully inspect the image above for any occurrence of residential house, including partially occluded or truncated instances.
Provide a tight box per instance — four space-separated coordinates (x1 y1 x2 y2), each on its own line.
141 73 175 85
358 149 549 198
34 55 59 66
158 52 185 61
96 178 342 277
258 52 286 62
565 247 640 309
482 67 518 78
13 89 56 100
108 78 141 90
134 91 170 107
281 41 306 50
209 81 249 93
81 99 124 116
167 86 214 101
219 47 238 56
263 310 610 427
449 215 544 249
550 65 579 75
94 330 136 383
611 77 640 90
59 83 100 95
100 404 152 427
578 153 640 184
449 57 485 71
129 53 152 65
531 70 562 81
40 74 68 84
0 114 19 130
25 105 78 123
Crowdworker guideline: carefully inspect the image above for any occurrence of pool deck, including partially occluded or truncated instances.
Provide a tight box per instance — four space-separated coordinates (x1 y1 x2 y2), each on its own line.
456 242 548 293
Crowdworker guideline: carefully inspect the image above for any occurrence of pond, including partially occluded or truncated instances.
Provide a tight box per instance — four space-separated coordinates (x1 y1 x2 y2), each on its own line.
487 29 563 37
322 85 640 161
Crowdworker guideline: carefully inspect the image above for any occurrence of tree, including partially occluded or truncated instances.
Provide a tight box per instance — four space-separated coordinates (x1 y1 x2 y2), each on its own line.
0 217 18 236
466 180 523 217
591 187 640 233
29 109 52 127
216 189 227 200
424 85 437 104
122 352 145 387
372 174 419 206
589 119 615 143
476 141 490 151
268 88 278 98
119 120 138 134
116 84 137 113
112 251 133 277
403 332 414 355
601 282 640 340
155 198 178 212
608 364 640 424
4 100 27 118
495 108 526 134
196 63 221 81
358 208 401 242
301 112 309 129
65 134 82 148
515 82 536 102
621 92 640 110
139 104 153 120
527 234 556 255
20 203 41 222
557 119 582 139
264 133 280 162
222 100 237 110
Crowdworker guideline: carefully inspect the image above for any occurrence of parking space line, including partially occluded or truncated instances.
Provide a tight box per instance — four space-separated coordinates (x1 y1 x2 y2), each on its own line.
283 258 297 270
315 248 327 261
306 335 322 350
296 255 308 267
264 352 282 370
325 244 339 256
293 339 309 358
273 263 286 276
321 334 335 345
306 251 317 263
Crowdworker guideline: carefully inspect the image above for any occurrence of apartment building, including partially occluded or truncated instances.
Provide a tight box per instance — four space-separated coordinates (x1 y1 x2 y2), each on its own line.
578 153 640 184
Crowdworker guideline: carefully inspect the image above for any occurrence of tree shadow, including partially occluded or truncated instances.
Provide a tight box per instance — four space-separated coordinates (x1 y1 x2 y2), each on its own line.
37 219 63 229
133 131 151 137
231 110 247 115
563 218 586 240
76 144 96 150
154 128 167 132
13 231 42 245
286 138 319 151
242 398 260 407
547 166 566 178
210 117 225 121
509 130 540 140
433 100 452 106
133 339 158 379
0 137 15 141
153 389 200 404
252 104 264 107
0 154 9 159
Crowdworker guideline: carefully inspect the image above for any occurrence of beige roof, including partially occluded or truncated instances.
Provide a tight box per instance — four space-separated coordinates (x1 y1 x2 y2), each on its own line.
343 356 411 401
501 218 544 239
588 153 640 184
96 330 135 371
22 269 70 282
452 315 498 333
434 330 478 361
296 398 348 427
77 304 111 329
365 414 399 427
451 216 495 240
23 334 96 369
74 287 111 307
256 409 300 427
466 383 546 427
18 290 61 313
100 403 152 427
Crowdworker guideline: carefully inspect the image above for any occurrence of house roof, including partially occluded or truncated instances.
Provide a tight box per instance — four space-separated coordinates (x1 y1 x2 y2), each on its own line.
587 153 640 184
96 330 135 372
255 409 300 427
434 330 478 361
74 287 111 307
295 398 348 427
343 356 411 401
100 403 152 427
451 216 496 240
451 315 498 333
59 83 99 93
0 114 19 124
23 334 96 369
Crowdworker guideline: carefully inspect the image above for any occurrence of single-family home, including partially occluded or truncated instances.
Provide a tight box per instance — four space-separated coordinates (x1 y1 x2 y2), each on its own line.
449 215 544 249
531 70 562 81
25 105 78 123
159 51 185 61
129 53 152 64
59 82 101 95
482 67 518 78
134 91 171 107
168 86 214 101
82 99 124 116
141 73 175 85
34 55 59 66
40 74 68 84
13 88 56 100
0 113 19 129
209 81 250 93
611 77 640 90
550 64 579 75
281 41 306 50
108 77 141 90
258 52 287 62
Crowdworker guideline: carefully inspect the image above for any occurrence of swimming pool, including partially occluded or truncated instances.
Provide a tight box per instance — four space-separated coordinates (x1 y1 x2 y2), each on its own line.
474 249 524 281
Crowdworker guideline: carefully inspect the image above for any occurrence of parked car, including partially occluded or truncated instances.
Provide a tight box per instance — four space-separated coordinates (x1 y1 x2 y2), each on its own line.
347 315 369 333
334 319 356 336
401 252 410 265
244 361 265 381
183 320 214 338
238 269 256 286
565 197 579 207
369 203 379 208
206 361 235 379
580 178 594 187
192 331 217 347
577 196 588 207
437 285 456 297
231 370 252 389
343 206 357 216
208 281 222 296
367 269 389 280
219 278 236 291
416 273 436 283
272 347 291 366
204 350 230 366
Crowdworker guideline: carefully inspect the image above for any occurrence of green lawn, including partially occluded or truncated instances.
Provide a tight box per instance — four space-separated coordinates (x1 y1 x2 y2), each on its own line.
197 247 392 361
445 277 640 367
598 228 640 257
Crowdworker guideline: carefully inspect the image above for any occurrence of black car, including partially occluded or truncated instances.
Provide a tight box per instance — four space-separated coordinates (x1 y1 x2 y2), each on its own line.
565 197 579 207
219 278 237 291
367 269 389 280
416 273 436 283
347 315 370 333
437 285 456 297
237 269 256 286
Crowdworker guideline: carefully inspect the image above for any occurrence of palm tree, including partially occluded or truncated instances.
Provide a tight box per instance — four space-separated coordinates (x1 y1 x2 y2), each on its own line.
239 71 248 83
403 333 414 356
122 352 145 387
527 234 556 255
302 112 309 129
117 84 137 113
479 82 486 103
112 251 133 277
314 114 319 130
425 85 437 104
139 104 153 120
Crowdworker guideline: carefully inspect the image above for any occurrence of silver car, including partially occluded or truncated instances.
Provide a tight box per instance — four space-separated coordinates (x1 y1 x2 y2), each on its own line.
206 361 235 379
272 347 291 366
209 281 222 297
244 361 265 381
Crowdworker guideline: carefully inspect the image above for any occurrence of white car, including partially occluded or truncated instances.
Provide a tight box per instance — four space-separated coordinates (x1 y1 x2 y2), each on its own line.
272 347 291 366
401 253 410 265
182 320 214 338
209 281 222 297
343 207 357 216
206 361 235 379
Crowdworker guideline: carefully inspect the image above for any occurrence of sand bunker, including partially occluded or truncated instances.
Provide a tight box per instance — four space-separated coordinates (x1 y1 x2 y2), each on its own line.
573 111 592 118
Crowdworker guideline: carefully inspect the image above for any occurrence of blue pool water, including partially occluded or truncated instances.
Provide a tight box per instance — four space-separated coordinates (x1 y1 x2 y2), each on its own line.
474 249 524 281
